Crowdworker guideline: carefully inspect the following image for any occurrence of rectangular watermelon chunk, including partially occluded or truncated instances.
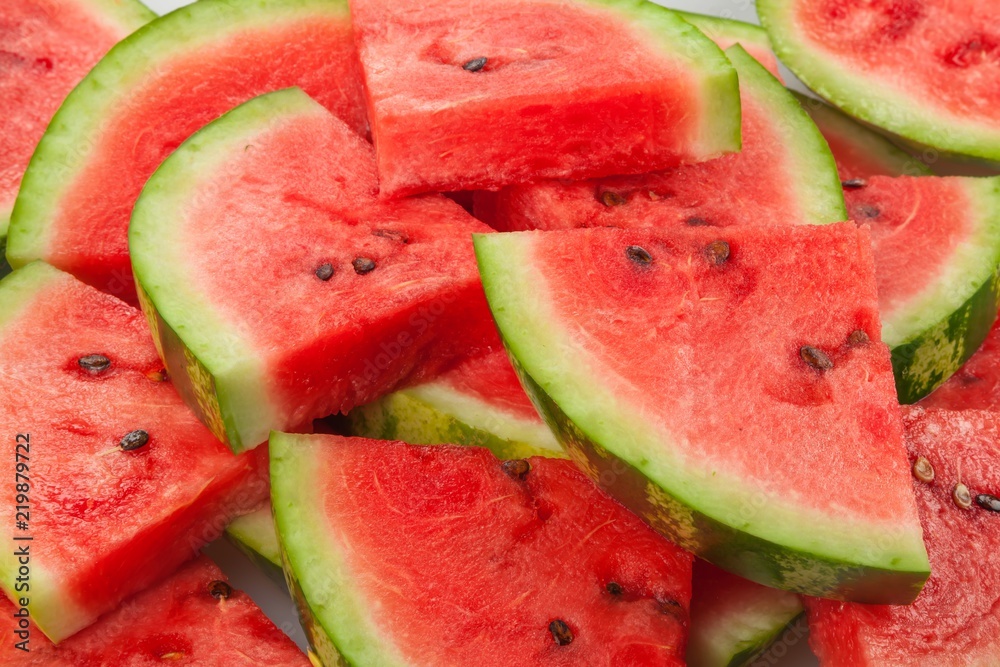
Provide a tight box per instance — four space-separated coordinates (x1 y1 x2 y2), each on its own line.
271 433 694 666
0 262 268 642
806 407 1000 666
474 222 929 603
349 0 741 197
0 556 309 665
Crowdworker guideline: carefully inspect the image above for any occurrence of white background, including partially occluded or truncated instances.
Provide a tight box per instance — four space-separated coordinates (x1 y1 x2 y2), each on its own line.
144 0 817 664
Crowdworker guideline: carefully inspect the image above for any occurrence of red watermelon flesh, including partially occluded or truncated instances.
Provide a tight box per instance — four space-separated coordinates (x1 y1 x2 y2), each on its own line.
806 407 1000 667
0 262 268 642
436 347 542 423
921 317 1000 410
272 434 694 666
0 556 309 666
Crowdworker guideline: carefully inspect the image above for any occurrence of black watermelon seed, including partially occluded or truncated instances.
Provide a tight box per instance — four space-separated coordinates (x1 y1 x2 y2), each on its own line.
800 346 834 371
501 459 531 480
976 493 1000 512
462 57 488 72
353 257 376 275
373 229 409 244
606 582 623 596
685 216 710 227
119 429 149 451
625 245 653 266
79 354 111 374
857 204 881 219
549 620 573 646
704 240 731 266
599 191 626 207
315 263 334 281
847 330 870 347
842 179 867 190
208 580 233 600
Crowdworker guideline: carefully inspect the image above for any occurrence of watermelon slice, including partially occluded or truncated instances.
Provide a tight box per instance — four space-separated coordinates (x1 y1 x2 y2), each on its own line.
474 223 929 603
675 11 782 78
807 407 1000 666
348 348 564 460
349 0 741 197
474 45 845 232
0 0 153 278
793 93 932 180
7 0 368 305
848 176 1000 403
271 432 694 666
687 562 803 667
130 88 496 453
0 556 309 665
757 0 1000 164
226 507 286 589
920 317 1000 410
0 262 268 642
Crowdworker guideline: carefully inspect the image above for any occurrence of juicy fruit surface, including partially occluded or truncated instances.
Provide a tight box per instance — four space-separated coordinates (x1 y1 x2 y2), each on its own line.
807 407 1000 667
0 263 267 641
475 46 843 232
350 0 739 196
435 348 541 422
131 89 495 451
476 224 928 601
9 0 367 304
0 556 308 666
921 317 1000 410
0 0 151 228
273 434 693 666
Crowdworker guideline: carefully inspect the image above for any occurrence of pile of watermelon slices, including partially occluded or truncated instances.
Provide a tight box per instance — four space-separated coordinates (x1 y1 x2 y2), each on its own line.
3 0 1000 664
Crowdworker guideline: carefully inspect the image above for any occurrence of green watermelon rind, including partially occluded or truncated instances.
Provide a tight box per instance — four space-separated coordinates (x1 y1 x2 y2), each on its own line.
474 232 930 604
673 11 773 53
130 90 333 453
347 384 566 461
792 92 933 178
271 432 408 667
225 507 287 590
723 45 846 224
0 234 11 279
757 0 1000 165
6 0 350 271
885 178 1000 404
722 613 806 667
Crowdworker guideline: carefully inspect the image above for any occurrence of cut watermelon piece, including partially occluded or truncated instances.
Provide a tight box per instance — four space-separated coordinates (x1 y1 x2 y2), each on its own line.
920 317 1000 410
793 93 932 180
675 11 782 78
349 0 741 197
348 348 564 459
474 45 845 232
687 562 803 667
848 176 1000 403
131 88 496 453
7 0 367 305
226 507 286 589
758 0 1000 164
0 0 153 279
271 432 694 666
475 223 929 603
0 262 268 642
807 407 1000 666
0 556 309 665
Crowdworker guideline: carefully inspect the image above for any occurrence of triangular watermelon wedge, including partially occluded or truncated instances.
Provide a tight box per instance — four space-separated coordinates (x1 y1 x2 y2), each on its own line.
0 262 268 642
475 223 929 603
271 433 694 666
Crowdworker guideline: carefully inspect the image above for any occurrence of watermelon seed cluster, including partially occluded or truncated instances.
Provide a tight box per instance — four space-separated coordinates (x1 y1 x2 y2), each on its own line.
78 353 111 374
547 619 573 646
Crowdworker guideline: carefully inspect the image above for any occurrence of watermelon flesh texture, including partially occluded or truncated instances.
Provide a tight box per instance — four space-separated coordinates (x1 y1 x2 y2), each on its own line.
271 433 694 667
350 0 741 197
920 317 1000 410
6 0 367 305
807 407 1000 666
0 262 268 642
348 347 565 459
473 45 845 232
847 176 1000 403
674 10 783 79
0 0 154 277
0 556 309 666
130 88 497 453
475 224 929 603
758 0 1000 164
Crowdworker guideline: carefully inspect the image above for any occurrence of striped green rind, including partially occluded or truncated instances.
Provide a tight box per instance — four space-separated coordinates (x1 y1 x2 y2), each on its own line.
725 45 846 224
793 93 932 177
887 178 1000 403
722 614 805 667
757 0 1000 165
225 507 286 590
474 232 929 604
130 90 325 453
7 0 350 270
347 384 565 460
271 432 408 667
690 595 804 667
